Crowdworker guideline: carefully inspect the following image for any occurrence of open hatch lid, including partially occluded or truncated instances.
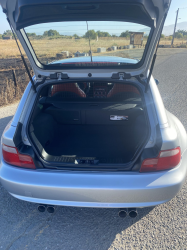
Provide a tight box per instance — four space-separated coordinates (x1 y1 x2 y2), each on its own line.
0 0 171 80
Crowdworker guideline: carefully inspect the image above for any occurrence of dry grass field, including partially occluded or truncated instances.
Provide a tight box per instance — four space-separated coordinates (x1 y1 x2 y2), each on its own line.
31 37 133 58
0 37 186 60
0 37 132 59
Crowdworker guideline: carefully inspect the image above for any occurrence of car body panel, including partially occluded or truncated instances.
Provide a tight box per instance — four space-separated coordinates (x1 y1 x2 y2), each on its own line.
11 82 33 127
0 147 187 208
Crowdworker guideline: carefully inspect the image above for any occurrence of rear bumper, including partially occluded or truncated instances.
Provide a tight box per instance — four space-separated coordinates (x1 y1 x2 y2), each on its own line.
0 150 187 208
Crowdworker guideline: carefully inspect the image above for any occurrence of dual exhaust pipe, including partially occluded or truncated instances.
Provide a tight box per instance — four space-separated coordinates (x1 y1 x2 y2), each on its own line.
38 204 55 213
118 208 138 218
38 205 137 217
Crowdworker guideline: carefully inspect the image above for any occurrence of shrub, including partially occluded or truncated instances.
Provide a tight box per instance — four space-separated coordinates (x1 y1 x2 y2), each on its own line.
43 29 60 37
175 32 183 39
84 30 97 40
97 31 111 37
120 31 130 37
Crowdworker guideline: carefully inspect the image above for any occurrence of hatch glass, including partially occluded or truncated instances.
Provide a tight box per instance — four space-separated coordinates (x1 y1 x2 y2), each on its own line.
24 21 151 67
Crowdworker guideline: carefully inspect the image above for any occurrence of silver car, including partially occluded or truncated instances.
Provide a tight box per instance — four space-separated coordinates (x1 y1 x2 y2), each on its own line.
0 0 187 216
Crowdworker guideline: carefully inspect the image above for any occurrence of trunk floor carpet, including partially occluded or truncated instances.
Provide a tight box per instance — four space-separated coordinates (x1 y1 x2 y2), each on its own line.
44 125 144 163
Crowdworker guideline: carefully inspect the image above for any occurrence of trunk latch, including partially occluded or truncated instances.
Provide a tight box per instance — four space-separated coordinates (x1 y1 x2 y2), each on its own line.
76 159 99 165
111 72 131 80
50 73 69 80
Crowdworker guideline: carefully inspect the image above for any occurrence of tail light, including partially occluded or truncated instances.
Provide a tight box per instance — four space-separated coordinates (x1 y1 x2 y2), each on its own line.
2 144 36 169
140 147 181 172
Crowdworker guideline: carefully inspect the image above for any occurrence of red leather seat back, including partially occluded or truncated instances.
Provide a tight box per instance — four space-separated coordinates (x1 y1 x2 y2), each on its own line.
107 84 140 98
51 83 86 97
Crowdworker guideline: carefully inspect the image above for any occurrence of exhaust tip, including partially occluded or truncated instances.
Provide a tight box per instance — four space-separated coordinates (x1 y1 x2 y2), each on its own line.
38 204 46 212
128 208 138 218
118 208 127 218
47 206 55 213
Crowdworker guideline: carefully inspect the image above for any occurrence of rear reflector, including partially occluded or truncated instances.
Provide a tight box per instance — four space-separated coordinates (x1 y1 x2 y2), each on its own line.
140 147 181 172
2 144 36 169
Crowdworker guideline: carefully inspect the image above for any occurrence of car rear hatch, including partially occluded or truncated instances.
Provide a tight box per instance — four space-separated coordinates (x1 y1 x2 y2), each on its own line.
0 0 171 80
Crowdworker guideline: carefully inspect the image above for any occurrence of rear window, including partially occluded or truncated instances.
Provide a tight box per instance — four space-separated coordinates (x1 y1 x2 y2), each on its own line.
24 21 151 67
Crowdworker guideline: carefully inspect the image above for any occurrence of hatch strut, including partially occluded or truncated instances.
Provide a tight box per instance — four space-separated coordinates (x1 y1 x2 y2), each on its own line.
7 18 36 93
145 14 167 93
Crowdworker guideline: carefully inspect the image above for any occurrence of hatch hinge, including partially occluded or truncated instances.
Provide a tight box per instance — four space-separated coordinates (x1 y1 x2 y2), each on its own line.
50 73 69 80
35 76 47 88
111 72 131 80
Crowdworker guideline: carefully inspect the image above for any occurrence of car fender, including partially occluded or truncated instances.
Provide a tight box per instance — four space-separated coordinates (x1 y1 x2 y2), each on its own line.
165 110 187 155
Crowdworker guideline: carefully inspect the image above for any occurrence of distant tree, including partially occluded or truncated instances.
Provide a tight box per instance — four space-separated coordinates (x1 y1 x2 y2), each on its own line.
84 30 97 40
161 34 165 38
73 34 80 38
36 35 43 39
97 30 111 37
0 34 2 39
43 29 60 37
27 33 36 37
177 29 187 36
120 31 130 38
3 30 13 37
168 36 173 40
175 32 183 39
112 34 117 37
43 31 48 37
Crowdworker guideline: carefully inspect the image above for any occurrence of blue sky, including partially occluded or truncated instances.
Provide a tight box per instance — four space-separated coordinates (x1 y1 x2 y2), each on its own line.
0 0 187 34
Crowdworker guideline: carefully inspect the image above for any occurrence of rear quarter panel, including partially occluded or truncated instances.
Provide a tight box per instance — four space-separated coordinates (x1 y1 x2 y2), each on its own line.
166 110 187 154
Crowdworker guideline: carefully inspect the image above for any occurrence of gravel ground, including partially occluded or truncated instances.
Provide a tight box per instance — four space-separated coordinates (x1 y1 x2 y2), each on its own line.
0 48 187 250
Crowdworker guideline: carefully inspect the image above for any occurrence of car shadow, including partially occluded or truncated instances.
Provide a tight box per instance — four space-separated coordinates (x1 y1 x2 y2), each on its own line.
0 188 155 250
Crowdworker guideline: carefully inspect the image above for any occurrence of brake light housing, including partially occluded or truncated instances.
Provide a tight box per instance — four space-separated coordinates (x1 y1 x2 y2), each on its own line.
2 144 36 169
140 147 181 172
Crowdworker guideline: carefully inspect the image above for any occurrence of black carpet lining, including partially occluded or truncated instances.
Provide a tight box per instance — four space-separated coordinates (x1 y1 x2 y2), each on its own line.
44 124 145 163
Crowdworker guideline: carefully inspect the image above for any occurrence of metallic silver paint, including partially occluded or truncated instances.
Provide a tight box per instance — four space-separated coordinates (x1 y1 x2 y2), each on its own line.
165 111 187 153
2 126 16 147
11 83 32 127
0 148 187 208
149 77 169 128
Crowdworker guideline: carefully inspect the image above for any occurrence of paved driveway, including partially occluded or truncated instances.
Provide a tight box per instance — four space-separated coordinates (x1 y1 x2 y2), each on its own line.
0 49 187 250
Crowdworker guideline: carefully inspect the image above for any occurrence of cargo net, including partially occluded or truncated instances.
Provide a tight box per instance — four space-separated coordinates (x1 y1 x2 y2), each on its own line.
49 82 140 100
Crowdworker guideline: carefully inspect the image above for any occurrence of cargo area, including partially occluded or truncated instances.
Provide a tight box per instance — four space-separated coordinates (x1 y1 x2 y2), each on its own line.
29 82 149 167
